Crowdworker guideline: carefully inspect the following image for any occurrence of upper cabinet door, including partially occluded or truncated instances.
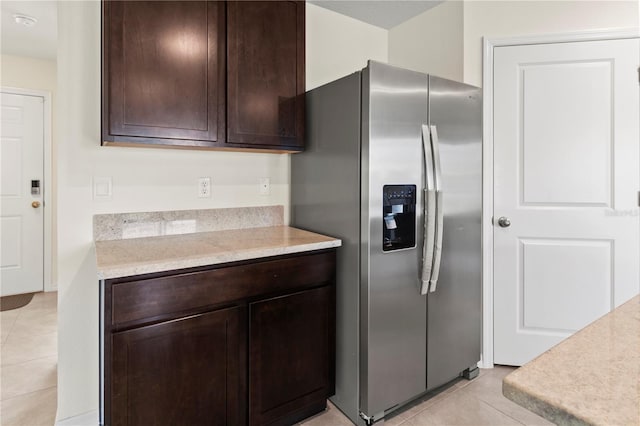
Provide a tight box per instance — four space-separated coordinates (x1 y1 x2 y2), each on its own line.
103 1 225 147
227 1 305 151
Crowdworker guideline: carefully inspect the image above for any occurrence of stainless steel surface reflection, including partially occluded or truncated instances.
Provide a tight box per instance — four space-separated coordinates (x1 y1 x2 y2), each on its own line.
361 62 427 416
291 61 482 425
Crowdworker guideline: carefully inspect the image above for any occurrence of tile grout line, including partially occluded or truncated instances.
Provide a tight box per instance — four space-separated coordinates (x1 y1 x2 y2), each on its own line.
0 385 57 404
393 380 471 425
394 372 517 425
1 310 23 344
0 353 58 369
0 293 58 425
4 327 59 339
1 295 57 340
1 353 59 368
477 397 527 425
1 332 59 367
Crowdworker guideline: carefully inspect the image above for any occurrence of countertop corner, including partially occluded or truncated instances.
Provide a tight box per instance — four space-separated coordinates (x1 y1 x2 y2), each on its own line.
502 295 640 426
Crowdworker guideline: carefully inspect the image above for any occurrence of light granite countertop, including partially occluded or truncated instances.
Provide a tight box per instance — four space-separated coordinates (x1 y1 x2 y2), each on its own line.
95 225 341 279
503 295 640 425
93 206 340 279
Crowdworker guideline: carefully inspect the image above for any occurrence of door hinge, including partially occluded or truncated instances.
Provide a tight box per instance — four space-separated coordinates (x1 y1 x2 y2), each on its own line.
637 190 640 207
638 66 640 84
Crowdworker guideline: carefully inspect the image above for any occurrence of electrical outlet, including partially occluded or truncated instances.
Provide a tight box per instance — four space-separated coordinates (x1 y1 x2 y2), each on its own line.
198 177 211 198
259 177 270 195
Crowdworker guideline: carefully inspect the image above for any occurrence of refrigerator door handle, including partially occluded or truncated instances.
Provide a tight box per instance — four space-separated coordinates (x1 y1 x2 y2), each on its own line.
428 125 444 293
420 124 436 295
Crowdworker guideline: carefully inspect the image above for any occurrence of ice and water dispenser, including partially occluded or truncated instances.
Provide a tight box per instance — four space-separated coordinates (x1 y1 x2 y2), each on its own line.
383 185 416 251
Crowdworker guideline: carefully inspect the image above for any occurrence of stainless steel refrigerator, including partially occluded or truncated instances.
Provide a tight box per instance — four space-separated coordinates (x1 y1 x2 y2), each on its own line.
291 61 482 425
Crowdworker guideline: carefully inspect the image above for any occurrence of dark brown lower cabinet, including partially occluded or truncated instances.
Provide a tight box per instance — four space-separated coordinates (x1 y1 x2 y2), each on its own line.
249 286 334 425
111 306 245 426
103 250 336 426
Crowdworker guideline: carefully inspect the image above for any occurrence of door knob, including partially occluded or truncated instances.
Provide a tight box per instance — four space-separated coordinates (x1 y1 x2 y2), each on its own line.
497 216 510 228
31 201 41 208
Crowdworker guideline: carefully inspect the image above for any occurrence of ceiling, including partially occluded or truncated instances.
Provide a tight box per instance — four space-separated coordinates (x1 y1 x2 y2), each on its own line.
0 1 443 61
1 1 57 60
310 1 444 29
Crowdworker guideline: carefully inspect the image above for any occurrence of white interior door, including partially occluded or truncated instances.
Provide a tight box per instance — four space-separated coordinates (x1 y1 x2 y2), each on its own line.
1 92 45 296
493 38 640 366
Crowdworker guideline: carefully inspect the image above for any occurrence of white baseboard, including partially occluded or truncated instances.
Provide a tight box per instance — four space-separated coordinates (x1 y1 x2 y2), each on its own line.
478 356 494 369
56 410 98 426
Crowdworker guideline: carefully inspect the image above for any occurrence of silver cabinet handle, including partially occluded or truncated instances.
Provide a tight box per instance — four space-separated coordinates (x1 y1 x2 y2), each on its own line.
497 217 511 228
420 124 436 295
428 125 444 293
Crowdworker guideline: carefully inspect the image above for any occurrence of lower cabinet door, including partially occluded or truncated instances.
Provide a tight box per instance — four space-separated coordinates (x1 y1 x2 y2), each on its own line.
249 285 334 425
111 306 245 426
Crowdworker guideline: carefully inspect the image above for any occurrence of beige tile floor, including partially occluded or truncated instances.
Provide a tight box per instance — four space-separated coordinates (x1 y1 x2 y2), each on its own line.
301 367 552 426
1 292 58 426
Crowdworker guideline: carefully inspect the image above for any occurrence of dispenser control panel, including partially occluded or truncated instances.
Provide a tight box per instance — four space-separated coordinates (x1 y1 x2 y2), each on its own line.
383 184 416 251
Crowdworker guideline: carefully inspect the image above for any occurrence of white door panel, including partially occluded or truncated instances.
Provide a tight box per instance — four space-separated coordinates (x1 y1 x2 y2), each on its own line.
520 238 612 332
521 61 612 206
0 93 44 296
493 38 640 365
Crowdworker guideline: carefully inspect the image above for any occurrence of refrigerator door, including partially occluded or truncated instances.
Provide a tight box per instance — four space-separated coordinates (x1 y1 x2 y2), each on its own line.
426 76 482 390
360 61 428 418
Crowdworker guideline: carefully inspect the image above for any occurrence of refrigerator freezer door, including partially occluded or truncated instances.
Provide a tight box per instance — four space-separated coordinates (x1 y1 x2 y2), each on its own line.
426 75 482 390
360 61 428 418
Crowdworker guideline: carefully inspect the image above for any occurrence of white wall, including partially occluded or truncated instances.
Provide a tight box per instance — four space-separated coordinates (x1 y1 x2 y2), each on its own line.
306 3 388 90
385 0 639 87
56 2 391 421
1 54 57 91
464 0 639 86
56 2 289 421
1 54 58 290
388 1 463 81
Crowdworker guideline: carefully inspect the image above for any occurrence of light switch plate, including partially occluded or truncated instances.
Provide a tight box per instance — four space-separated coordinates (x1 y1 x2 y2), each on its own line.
93 177 112 200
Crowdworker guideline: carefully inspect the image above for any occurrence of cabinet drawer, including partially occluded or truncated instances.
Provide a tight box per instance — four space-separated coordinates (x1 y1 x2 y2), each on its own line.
110 251 335 327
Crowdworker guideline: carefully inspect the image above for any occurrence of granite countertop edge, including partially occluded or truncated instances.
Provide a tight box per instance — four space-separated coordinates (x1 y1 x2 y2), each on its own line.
95 225 342 280
502 373 588 426
502 295 640 426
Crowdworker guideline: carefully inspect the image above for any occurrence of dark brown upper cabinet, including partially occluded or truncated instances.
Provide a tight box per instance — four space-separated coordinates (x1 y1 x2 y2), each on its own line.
102 1 225 148
227 1 305 150
102 1 305 153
